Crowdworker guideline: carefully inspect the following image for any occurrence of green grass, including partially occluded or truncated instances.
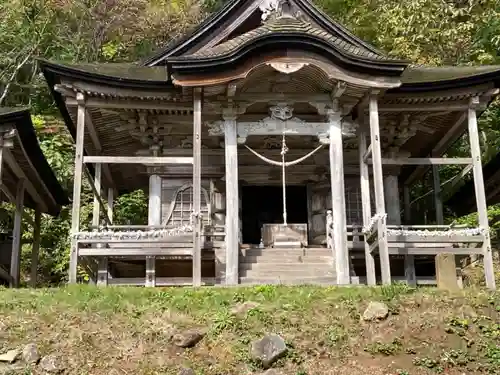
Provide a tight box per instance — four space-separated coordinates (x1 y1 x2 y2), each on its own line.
0 284 498 374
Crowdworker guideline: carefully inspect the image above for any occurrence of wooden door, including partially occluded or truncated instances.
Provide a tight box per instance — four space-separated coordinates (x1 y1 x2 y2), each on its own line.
307 181 331 245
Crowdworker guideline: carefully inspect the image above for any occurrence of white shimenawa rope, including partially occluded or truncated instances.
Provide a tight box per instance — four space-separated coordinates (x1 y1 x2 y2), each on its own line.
244 138 324 226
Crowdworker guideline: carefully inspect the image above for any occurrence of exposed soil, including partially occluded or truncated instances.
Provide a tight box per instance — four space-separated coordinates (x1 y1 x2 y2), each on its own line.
0 284 498 374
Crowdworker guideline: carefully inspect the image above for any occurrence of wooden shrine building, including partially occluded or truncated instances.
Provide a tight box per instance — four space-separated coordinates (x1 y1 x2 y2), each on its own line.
41 0 500 288
0 108 69 287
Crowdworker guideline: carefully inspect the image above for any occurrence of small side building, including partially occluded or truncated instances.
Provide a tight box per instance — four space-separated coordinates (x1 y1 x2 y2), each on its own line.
0 108 69 287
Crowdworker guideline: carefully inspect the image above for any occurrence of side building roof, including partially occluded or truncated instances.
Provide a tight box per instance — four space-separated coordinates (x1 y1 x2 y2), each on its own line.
0 107 69 215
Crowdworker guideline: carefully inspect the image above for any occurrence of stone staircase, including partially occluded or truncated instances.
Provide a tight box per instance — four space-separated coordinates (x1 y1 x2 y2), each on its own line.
239 247 337 285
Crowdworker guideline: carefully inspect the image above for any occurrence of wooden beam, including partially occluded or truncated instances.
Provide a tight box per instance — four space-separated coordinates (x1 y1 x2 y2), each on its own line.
362 144 372 162
3 149 49 213
329 109 349 285
403 185 416 286
432 166 444 224
66 97 194 111
370 157 472 165
146 174 162 287
192 88 202 287
92 163 102 227
83 156 193 164
405 112 467 185
359 127 376 286
85 111 116 193
10 178 25 288
223 107 240 286
83 167 111 225
374 101 487 112
0 184 34 227
107 188 114 223
69 92 86 284
468 97 495 290
0 145 4 183
30 209 41 287
369 95 391 285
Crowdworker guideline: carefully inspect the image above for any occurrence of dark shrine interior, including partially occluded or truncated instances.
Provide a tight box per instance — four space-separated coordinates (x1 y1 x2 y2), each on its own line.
241 185 308 244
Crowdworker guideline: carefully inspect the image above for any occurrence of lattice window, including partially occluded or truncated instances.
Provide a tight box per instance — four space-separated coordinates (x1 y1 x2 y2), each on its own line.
344 179 376 225
163 183 210 228
345 185 362 225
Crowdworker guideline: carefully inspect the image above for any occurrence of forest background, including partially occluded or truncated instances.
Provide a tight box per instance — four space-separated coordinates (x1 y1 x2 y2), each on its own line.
1 0 500 285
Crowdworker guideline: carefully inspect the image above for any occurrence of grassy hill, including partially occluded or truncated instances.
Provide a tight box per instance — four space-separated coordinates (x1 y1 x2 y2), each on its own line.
0 284 498 374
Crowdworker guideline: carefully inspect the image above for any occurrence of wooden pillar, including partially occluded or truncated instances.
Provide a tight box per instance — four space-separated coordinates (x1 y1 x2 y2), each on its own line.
147 174 162 287
359 128 376 285
328 109 349 285
384 176 401 225
69 92 86 284
30 209 41 287
369 95 391 284
223 108 239 285
192 88 202 287
92 163 107 286
10 178 25 288
432 166 444 224
107 188 114 223
92 163 102 227
403 185 416 286
468 97 495 290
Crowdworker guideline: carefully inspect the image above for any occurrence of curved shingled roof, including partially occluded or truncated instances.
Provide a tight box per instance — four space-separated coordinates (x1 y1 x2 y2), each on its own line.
0 108 69 215
187 15 390 61
143 0 392 66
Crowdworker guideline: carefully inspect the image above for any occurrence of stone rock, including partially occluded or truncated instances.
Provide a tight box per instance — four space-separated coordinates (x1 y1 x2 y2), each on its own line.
178 368 195 375
172 329 205 348
362 301 389 321
0 349 20 364
230 301 260 315
39 355 61 373
0 363 25 375
251 334 287 369
22 343 40 364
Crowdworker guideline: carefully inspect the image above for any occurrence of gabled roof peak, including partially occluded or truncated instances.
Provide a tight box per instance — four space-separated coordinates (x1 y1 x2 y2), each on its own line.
142 0 394 66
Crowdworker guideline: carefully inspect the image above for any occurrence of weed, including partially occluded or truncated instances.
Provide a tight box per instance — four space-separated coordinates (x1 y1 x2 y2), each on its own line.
413 357 443 373
364 337 402 356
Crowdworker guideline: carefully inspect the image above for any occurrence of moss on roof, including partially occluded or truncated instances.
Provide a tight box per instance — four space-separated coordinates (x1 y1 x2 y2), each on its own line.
42 61 169 82
401 65 500 84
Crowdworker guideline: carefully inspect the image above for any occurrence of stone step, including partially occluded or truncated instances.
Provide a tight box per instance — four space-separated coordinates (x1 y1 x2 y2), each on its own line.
239 276 337 285
240 255 333 264
239 262 333 272
242 248 332 257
